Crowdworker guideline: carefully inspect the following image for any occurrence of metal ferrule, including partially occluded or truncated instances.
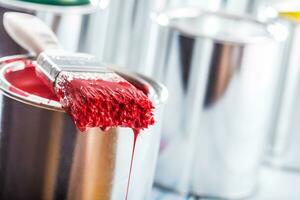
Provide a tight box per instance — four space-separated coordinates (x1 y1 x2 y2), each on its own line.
37 51 113 86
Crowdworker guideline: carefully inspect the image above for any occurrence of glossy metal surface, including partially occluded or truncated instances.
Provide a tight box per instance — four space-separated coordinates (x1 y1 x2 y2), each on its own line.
152 165 300 200
99 0 227 76
0 0 101 56
0 55 167 200
0 6 32 57
99 0 262 75
152 8 283 199
0 0 103 14
259 1 300 170
101 0 155 73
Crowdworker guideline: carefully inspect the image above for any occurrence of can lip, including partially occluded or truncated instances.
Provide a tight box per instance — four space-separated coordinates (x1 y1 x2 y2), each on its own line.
0 56 63 112
154 7 280 45
268 1 300 13
0 55 167 112
0 0 107 14
261 1 300 24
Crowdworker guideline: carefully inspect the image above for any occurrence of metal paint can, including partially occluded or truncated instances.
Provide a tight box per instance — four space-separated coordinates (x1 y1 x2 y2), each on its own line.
0 55 167 200
152 7 285 199
258 1 300 170
0 0 103 56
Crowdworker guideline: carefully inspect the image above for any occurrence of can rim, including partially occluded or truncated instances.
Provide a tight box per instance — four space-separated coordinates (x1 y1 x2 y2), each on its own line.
0 0 106 14
268 1 300 13
262 1 300 24
0 55 167 112
154 7 279 45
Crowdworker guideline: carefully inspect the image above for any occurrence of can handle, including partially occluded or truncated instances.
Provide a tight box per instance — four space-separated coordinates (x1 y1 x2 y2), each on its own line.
3 12 62 55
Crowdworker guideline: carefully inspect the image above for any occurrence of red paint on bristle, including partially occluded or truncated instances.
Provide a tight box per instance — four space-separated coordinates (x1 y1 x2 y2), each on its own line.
55 74 155 132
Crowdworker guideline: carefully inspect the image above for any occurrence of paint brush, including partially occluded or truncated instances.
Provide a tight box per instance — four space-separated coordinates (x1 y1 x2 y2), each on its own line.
4 12 154 132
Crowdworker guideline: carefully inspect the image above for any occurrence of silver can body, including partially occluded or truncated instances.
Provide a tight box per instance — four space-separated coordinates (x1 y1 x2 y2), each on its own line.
152 8 283 199
259 1 300 170
0 1 100 56
0 4 33 56
99 0 263 76
0 55 167 200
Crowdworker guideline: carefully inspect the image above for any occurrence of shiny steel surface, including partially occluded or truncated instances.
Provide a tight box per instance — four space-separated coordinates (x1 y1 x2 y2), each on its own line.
37 52 111 86
259 1 300 170
0 55 167 200
0 0 103 14
0 0 101 56
100 0 262 75
152 8 283 199
102 0 158 73
152 165 300 200
0 6 32 57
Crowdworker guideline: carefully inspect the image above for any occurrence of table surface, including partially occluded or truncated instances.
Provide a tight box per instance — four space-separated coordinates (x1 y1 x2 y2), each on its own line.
151 165 300 200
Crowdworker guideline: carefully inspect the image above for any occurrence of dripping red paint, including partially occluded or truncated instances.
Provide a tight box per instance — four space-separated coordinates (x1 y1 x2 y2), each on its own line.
125 129 140 200
3 58 155 200
54 69 155 200
55 74 155 132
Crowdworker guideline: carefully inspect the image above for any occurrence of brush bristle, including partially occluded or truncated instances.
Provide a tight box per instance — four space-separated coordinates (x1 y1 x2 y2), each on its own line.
55 72 155 132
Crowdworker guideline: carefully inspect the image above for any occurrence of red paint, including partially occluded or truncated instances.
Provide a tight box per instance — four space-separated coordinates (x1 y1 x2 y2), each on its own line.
125 129 140 200
55 74 155 132
4 62 58 101
54 72 155 199
3 59 154 132
3 58 154 200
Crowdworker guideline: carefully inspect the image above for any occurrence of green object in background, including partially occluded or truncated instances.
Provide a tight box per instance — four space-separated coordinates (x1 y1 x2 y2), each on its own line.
18 0 90 6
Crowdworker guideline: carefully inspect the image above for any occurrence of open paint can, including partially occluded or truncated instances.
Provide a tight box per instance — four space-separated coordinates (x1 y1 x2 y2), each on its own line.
0 55 167 200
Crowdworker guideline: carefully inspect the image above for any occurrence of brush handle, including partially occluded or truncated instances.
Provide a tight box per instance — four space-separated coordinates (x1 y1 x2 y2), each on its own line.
3 12 62 55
